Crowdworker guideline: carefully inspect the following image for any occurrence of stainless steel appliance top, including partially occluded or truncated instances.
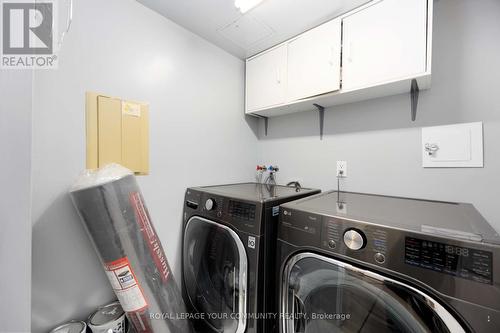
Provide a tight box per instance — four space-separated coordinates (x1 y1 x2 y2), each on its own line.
281 191 500 245
195 182 320 204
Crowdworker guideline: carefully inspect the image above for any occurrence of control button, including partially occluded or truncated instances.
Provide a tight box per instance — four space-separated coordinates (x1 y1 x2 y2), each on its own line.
205 198 216 211
343 229 365 251
374 252 386 264
328 240 336 249
217 211 222 218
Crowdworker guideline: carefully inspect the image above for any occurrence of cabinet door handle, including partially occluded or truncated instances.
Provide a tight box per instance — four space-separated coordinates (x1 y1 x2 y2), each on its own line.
343 23 353 63
276 67 281 84
329 46 335 66
345 40 353 63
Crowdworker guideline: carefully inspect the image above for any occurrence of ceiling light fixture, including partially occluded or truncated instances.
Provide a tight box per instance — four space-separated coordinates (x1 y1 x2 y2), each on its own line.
235 0 265 14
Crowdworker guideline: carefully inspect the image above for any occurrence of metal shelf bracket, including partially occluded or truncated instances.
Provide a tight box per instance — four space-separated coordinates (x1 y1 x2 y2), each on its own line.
252 114 269 136
313 103 325 140
410 79 420 121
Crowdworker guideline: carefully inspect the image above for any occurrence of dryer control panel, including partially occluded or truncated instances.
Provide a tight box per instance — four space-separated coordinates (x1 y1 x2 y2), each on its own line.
228 200 256 221
184 189 263 235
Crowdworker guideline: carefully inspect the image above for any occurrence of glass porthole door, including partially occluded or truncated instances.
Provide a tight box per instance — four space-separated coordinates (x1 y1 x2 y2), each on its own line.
282 253 466 333
183 217 248 333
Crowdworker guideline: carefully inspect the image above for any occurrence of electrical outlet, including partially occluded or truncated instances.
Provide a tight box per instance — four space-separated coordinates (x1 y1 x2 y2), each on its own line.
336 161 347 177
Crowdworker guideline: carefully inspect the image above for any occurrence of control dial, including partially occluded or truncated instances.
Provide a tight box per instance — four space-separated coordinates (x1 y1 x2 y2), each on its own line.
205 198 216 211
343 229 365 251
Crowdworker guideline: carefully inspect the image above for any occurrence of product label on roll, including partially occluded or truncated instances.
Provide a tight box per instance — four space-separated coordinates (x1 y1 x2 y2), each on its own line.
130 192 171 283
104 257 148 312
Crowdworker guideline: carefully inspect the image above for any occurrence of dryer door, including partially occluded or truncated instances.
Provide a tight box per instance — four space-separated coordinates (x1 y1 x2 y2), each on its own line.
183 217 248 333
282 253 466 333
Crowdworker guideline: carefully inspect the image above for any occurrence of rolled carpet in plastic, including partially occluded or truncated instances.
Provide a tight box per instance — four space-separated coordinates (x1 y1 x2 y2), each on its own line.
70 164 192 333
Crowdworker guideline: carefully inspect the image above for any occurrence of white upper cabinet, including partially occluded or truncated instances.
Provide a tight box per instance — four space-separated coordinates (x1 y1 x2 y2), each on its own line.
287 18 342 101
246 44 287 112
245 0 432 117
341 0 428 91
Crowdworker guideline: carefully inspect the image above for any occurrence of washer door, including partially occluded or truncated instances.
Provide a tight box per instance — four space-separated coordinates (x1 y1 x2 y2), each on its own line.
183 217 247 333
282 253 466 333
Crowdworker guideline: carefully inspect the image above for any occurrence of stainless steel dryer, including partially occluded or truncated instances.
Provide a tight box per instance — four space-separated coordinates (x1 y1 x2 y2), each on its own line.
277 191 500 333
182 183 320 333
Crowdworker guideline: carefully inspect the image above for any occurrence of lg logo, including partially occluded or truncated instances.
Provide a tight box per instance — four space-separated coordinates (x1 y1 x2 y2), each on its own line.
248 236 256 249
2 1 53 54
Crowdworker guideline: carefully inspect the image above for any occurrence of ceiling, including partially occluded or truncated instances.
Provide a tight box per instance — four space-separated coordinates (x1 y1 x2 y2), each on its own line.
136 0 371 59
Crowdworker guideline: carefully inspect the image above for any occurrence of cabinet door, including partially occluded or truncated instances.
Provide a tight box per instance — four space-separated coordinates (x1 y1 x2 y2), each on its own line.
287 18 342 101
246 45 287 112
342 0 428 91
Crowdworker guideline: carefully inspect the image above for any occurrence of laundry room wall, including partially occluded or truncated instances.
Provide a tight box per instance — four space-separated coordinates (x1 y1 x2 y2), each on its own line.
30 0 258 332
257 0 500 230
0 71 32 333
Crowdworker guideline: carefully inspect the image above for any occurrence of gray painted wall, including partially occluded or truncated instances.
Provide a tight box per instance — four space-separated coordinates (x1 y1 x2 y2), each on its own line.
0 71 32 333
31 0 258 332
258 0 500 230
23 0 500 332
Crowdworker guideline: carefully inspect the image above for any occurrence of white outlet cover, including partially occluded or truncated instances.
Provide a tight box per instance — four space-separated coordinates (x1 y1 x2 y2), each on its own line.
422 122 483 168
336 160 347 177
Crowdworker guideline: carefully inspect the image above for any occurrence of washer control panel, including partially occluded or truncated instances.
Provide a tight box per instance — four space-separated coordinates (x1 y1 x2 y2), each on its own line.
318 216 495 286
405 237 493 285
343 229 365 250
320 218 388 266
281 204 499 313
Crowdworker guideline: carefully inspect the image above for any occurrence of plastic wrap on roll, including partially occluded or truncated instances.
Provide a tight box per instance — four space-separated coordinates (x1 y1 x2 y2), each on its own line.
70 164 192 333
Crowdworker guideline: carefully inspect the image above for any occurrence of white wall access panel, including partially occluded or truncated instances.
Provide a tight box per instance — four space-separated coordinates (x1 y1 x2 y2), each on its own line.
341 0 428 91
246 44 287 112
422 122 484 168
287 18 342 101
